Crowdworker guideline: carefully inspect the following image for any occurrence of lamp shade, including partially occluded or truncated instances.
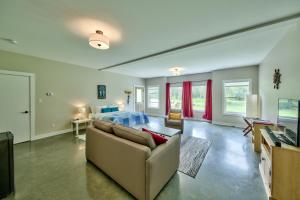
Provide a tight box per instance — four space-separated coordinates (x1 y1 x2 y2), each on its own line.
246 94 258 118
78 107 86 114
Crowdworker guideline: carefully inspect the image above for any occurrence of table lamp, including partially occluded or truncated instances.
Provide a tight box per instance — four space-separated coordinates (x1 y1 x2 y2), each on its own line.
77 106 86 120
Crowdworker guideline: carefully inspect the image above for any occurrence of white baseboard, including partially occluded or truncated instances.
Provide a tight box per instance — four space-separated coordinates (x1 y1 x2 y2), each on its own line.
31 128 73 141
212 121 244 128
185 118 210 122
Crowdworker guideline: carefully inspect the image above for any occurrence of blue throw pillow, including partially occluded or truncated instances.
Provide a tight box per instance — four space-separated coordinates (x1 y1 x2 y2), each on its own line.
111 107 119 112
101 107 111 113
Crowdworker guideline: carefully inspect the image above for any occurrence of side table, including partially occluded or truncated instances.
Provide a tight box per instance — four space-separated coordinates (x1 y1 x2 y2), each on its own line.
71 118 93 137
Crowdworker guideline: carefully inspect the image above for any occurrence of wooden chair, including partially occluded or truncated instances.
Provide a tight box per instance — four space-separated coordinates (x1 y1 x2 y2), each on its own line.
243 117 253 136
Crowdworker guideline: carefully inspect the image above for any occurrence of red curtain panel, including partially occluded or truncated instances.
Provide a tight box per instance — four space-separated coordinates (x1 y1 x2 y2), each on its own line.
165 82 171 115
202 79 212 121
182 81 193 118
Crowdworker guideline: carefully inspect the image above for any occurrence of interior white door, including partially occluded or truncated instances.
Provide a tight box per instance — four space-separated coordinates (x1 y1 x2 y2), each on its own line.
0 73 31 144
135 86 145 112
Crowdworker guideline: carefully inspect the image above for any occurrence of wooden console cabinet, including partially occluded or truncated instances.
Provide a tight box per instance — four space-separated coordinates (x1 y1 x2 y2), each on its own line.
259 129 300 200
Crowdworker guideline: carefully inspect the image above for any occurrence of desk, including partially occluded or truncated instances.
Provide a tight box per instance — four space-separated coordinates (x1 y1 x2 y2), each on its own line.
242 117 275 152
243 117 272 136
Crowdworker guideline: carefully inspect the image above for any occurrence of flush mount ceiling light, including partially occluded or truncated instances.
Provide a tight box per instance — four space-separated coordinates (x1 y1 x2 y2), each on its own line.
89 30 109 50
169 67 184 76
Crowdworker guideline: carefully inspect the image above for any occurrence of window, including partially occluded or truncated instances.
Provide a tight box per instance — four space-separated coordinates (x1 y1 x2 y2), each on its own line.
223 80 250 115
170 85 182 109
170 82 207 111
136 88 143 103
192 83 206 111
147 86 159 108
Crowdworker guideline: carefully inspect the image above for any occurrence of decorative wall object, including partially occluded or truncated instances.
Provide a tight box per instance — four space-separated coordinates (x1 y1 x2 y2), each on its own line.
97 85 106 99
124 90 132 105
273 69 281 89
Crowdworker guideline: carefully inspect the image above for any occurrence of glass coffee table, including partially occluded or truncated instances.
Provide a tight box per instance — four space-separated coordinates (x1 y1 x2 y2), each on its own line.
133 124 180 137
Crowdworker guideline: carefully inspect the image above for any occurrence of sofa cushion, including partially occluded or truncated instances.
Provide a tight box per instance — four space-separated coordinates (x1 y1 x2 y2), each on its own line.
113 124 156 150
169 113 181 120
94 120 114 134
142 128 168 145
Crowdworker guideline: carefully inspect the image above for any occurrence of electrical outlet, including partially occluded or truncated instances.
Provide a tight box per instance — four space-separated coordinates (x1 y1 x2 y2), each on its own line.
52 123 56 128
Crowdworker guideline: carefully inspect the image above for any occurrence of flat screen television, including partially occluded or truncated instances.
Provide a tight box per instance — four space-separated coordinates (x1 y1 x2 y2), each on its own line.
277 98 300 147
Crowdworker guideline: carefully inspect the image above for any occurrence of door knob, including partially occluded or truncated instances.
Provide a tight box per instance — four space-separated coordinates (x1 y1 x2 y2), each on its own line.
21 111 29 114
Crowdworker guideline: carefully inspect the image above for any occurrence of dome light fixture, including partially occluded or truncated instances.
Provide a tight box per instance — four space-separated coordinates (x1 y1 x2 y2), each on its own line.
89 30 109 50
169 67 184 76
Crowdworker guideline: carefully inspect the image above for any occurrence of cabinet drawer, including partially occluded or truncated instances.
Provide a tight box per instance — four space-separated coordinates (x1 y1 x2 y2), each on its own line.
261 144 272 190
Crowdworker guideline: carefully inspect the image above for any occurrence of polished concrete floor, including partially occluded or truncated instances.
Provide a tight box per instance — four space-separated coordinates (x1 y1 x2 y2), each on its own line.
5 117 267 200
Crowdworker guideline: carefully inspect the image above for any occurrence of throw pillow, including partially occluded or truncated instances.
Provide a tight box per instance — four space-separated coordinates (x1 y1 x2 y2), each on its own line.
111 107 119 112
113 124 156 150
94 120 114 134
169 112 181 120
101 107 111 113
142 128 168 145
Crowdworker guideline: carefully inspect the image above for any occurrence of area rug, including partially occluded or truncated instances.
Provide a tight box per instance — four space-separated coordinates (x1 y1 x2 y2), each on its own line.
178 135 211 178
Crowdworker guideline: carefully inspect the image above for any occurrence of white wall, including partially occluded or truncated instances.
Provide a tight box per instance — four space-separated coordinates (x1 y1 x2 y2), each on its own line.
145 73 212 118
212 66 259 127
145 77 167 116
167 72 212 83
259 22 300 123
167 72 212 119
0 50 144 136
145 67 258 127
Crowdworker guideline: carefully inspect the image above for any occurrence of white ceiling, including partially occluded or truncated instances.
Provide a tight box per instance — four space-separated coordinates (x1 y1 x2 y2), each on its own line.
106 24 294 78
0 0 300 78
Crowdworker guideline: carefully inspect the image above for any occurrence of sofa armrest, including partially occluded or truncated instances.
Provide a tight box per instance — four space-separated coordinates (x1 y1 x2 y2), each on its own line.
86 127 151 200
145 134 180 200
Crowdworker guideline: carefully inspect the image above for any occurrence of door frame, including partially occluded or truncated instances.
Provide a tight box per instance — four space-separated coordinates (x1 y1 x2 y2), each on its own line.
133 85 145 112
0 70 36 141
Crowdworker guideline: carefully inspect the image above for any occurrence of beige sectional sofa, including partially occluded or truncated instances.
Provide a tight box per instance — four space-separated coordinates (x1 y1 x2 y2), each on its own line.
86 120 181 200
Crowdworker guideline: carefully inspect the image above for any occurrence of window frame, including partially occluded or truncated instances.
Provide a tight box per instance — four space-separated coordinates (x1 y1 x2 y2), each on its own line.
222 79 252 116
147 85 160 109
192 81 207 112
